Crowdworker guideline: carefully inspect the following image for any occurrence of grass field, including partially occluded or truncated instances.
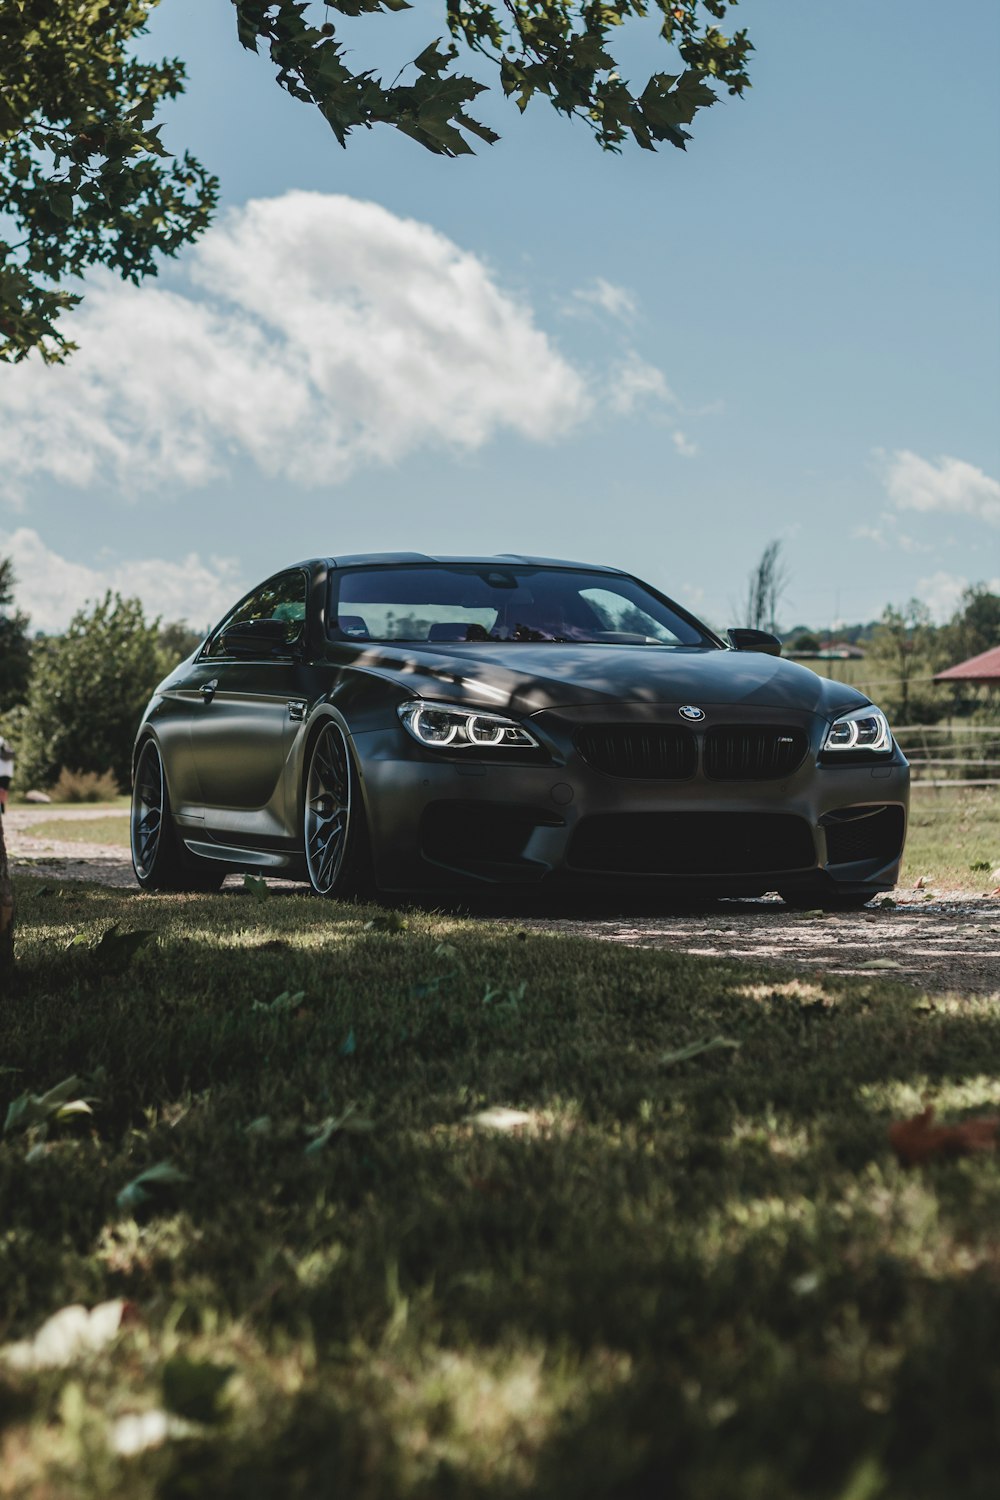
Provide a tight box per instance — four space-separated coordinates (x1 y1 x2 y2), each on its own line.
902 786 1000 890
3 876 1000 1497
21 815 131 847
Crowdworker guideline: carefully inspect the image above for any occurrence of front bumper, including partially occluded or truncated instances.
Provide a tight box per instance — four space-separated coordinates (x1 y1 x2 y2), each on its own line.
352 703 910 896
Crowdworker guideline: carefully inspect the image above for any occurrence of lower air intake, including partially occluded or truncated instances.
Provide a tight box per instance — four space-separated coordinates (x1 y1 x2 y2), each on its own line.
568 812 815 876
823 805 906 865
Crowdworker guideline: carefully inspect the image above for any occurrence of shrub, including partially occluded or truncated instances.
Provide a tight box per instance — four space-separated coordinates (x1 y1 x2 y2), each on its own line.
50 767 121 803
17 592 161 791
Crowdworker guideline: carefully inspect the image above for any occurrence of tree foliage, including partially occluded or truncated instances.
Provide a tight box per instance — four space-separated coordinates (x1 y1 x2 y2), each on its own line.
940 585 1000 666
0 0 218 365
2 0 751 363
867 599 942 724
18 592 163 792
234 1 750 158
0 558 32 714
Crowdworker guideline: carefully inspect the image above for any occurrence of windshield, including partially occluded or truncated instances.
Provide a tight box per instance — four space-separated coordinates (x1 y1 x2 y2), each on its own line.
329 565 713 647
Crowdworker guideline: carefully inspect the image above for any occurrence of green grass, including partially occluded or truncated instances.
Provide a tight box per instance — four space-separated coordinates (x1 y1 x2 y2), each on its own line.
902 786 1000 891
3 878 1000 1497
20 815 130 847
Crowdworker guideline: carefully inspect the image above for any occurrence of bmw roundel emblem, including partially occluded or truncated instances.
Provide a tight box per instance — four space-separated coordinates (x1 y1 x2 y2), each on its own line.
678 705 706 722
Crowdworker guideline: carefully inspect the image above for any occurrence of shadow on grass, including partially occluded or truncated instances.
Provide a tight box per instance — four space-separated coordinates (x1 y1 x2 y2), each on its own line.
6 877 1000 1497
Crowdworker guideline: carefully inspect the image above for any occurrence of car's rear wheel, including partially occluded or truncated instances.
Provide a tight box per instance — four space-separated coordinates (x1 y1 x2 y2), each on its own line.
303 721 372 898
131 739 225 892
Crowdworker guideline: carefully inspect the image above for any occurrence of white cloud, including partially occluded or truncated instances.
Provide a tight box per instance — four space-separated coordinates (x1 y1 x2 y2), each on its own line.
0 192 591 496
915 569 1000 623
882 450 1000 526
851 516 931 553
1 527 245 634
671 429 698 458
609 354 677 416
566 277 637 323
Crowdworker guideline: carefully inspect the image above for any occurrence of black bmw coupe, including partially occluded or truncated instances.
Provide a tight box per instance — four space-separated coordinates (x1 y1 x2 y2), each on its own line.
131 553 909 907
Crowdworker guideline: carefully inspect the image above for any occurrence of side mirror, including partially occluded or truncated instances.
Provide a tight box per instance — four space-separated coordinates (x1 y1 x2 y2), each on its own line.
728 628 782 657
221 618 300 657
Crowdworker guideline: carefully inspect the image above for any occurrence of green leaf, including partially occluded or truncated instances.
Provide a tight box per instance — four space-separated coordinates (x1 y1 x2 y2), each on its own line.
251 990 306 1015
93 924 157 967
304 1104 375 1155
4 1075 94 1135
162 1357 234 1423
364 911 407 932
659 1036 741 1068
243 874 270 901
116 1161 190 1215
413 40 457 77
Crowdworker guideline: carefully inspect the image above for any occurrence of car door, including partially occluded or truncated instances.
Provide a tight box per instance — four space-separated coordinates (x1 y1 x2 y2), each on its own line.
185 569 310 842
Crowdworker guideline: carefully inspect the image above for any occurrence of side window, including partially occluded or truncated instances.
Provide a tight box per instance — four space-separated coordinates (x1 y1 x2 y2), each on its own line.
204 571 308 658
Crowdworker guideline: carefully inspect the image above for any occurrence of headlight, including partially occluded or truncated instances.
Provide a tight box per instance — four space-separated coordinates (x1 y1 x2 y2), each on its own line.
398 699 540 751
822 705 893 754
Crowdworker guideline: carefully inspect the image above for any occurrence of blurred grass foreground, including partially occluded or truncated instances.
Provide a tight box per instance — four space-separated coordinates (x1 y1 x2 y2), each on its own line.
2 875 1000 1498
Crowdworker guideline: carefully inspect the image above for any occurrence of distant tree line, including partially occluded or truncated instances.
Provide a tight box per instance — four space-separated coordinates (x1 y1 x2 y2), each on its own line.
0 562 202 795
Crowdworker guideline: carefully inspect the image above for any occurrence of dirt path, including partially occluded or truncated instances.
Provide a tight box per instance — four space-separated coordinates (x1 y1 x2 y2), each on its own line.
7 807 999 995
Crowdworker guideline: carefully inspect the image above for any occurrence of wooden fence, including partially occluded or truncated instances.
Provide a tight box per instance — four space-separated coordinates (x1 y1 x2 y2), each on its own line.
894 725 1000 787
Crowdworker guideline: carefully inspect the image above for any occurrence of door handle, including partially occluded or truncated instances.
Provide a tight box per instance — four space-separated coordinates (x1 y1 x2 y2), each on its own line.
200 679 219 702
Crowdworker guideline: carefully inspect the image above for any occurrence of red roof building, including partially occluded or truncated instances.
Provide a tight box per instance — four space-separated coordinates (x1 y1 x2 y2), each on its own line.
934 644 1000 685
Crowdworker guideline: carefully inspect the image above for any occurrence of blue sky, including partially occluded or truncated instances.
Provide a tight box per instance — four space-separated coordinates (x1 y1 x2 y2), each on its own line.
2 0 998 635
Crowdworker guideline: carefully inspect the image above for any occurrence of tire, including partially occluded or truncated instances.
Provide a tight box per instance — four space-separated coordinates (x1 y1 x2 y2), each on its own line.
303 721 372 898
131 739 225 892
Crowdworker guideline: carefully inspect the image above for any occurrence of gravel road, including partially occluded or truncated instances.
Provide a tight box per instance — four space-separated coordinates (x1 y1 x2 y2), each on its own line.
7 806 999 995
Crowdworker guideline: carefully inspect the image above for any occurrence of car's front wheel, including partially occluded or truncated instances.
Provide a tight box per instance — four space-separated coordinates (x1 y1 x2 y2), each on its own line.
303 721 372 898
131 739 225 892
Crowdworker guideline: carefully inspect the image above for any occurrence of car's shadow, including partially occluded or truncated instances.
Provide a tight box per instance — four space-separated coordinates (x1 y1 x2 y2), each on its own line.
395 884 779 922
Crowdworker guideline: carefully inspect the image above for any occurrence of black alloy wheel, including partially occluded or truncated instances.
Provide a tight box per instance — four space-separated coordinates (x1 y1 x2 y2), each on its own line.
304 721 370 898
131 739 224 892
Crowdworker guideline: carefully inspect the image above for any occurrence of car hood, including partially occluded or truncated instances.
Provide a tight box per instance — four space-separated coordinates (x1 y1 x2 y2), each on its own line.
353 642 871 718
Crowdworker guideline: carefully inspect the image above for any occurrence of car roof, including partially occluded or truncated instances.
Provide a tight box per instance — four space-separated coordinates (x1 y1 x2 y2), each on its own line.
318 553 629 573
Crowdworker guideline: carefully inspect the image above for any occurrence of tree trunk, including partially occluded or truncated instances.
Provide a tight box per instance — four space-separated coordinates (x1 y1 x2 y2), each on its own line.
0 811 13 981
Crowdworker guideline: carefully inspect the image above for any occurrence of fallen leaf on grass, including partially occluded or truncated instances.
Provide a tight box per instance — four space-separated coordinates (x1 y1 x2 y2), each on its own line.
467 1107 534 1132
251 989 305 1016
110 1408 199 1456
243 873 270 901
4 1075 94 1136
659 1036 741 1067
364 911 408 933
163 1356 234 1423
67 924 156 969
304 1103 375 1154
889 1106 1000 1167
1 1300 126 1370
116 1161 190 1214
